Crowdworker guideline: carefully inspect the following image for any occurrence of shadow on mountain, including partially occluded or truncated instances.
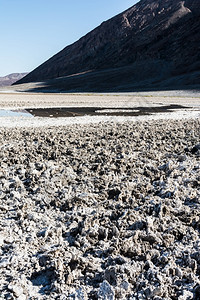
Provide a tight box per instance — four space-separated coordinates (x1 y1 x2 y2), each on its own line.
14 0 200 93
22 61 200 93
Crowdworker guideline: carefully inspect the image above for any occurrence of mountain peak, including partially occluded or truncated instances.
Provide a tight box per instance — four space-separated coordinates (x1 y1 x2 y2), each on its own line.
15 0 200 91
0 73 28 87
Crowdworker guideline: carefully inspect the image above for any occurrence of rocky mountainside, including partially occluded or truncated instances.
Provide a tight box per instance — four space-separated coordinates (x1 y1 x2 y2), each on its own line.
15 0 200 91
0 73 28 87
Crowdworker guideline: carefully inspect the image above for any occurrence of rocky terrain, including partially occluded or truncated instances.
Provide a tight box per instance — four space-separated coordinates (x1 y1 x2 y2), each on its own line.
0 118 200 299
15 0 200 91
0 73 28 87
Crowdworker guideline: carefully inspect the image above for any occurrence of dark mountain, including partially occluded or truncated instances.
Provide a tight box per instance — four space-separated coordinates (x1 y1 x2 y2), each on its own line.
15 0 200 91
0 73 28 87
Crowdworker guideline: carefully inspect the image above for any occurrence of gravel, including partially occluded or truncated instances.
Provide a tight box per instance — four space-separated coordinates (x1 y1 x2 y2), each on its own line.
0 118 200 299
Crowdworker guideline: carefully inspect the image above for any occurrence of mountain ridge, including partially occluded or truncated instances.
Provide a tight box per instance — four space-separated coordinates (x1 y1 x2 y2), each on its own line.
15 0 200 91
0 73 28 87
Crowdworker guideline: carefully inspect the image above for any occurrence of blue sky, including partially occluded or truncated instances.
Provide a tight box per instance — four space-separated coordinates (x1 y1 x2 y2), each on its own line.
0 0 138 76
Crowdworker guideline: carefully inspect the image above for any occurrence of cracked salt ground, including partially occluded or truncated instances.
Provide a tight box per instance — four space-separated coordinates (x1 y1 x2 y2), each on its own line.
0 119 199 299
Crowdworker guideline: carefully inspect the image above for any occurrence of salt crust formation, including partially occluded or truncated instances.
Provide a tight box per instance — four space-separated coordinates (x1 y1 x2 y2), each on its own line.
0 119 200 299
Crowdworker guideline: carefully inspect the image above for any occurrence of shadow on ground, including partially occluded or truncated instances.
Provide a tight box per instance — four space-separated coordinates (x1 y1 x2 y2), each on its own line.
18 64 200 94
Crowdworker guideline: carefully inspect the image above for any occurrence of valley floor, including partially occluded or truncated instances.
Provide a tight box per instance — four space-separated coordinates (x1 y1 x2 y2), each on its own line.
0 90 199 127
0 91 199 299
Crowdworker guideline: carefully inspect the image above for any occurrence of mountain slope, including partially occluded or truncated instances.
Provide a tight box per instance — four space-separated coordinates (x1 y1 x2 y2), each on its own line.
15 0 200 91
0 73 28 87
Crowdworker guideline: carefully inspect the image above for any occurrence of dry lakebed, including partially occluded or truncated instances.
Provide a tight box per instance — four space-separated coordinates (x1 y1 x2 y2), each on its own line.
0 91 200 299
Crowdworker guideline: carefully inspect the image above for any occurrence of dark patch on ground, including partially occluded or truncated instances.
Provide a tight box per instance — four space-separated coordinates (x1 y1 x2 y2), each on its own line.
26 104 189 118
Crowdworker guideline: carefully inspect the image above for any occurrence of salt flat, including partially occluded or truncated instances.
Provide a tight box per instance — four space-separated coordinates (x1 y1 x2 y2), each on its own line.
0 119 200 299
0 90 199 299
0 90 199 127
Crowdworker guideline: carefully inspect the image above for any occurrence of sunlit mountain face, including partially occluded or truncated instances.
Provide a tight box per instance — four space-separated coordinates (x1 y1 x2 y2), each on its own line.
0 73 28 87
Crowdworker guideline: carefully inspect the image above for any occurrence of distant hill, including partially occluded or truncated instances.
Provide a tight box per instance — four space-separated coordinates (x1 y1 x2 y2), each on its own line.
0 73 28 87
15 0 200 92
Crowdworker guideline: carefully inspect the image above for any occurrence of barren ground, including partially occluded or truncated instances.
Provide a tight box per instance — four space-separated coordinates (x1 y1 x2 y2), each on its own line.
0 91 199 299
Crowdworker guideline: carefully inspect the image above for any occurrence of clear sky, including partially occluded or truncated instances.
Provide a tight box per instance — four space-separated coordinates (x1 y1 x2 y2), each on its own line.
0 0 138 76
